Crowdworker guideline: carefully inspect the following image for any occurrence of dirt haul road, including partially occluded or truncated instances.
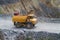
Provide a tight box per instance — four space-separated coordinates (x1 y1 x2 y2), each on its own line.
0 16 60 33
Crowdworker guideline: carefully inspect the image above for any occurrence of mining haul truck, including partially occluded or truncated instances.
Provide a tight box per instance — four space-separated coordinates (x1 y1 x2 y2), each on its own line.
12 12 37 29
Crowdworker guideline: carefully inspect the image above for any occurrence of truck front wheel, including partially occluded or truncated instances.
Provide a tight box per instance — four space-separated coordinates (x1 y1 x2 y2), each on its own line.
26 22 34 29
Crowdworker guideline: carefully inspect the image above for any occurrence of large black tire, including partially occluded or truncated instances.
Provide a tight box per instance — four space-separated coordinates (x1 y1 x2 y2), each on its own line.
26 22 34 29
0 31 4 40
33 24 35 27
14 22 21 28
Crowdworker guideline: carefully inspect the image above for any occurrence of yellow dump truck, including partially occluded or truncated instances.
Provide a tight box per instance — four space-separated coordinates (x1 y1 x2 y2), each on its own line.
12 13 37 29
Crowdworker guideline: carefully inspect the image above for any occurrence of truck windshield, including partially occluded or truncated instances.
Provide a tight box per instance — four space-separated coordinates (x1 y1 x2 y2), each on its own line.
29 16 36 19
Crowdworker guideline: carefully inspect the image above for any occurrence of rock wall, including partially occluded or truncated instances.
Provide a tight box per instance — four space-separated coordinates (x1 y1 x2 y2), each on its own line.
35 0 60 18
0 29 60 40
0 0 35 14
0 0 60 18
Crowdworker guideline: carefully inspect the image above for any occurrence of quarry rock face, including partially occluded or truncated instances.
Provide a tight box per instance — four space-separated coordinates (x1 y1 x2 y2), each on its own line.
0 0 60 18
0 29 60 40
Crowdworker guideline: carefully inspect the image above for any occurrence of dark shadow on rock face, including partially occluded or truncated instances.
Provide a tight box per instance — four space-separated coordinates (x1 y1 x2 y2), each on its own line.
0 0 20 5
38 2 60 18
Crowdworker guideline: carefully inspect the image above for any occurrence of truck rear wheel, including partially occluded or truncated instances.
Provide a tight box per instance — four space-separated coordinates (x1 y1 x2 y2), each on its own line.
14 22 21 28
26 22 34 29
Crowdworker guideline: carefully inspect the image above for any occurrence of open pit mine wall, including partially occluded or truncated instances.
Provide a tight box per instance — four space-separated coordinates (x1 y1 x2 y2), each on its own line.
0 29 60 40
0 0 39 14
0 0 60 18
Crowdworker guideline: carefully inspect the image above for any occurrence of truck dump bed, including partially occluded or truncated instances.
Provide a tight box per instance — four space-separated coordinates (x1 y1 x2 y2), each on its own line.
12 16 27 22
